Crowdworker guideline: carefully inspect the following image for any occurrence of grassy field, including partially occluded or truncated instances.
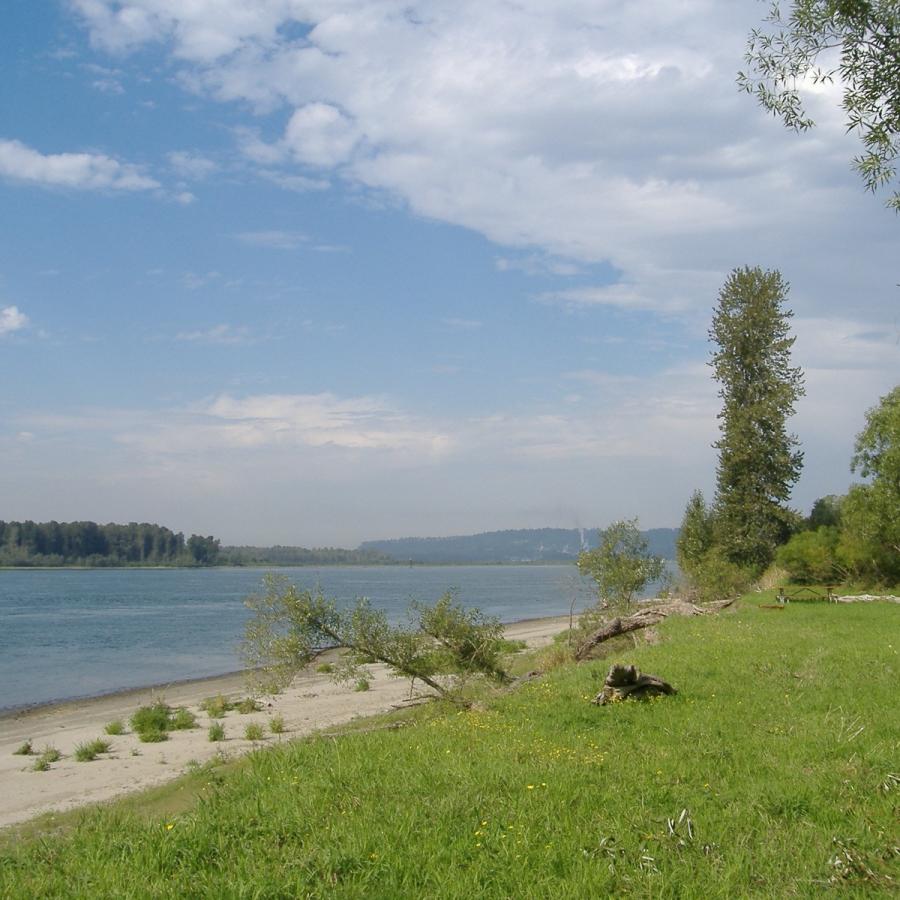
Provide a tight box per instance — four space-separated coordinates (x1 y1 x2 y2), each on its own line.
1 592 898 897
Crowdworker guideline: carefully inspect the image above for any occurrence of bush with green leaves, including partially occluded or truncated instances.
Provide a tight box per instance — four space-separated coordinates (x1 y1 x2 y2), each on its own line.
13 740 34 756
242 576 509 702
200 695 233 719
130 702 172 736
74 739 111 762
577 519 666 611
104 720 126 736
268 715 286 735
236 698 262 715
170 707 198 730
243 723 265 741
208 723 225 742
776 526 841 584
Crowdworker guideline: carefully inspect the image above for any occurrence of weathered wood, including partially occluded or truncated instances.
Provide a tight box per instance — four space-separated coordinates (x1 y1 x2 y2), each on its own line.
574 598 733 661
592 663 676 705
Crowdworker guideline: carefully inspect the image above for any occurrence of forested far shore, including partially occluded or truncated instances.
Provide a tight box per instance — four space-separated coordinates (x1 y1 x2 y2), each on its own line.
0 521 220 568
0 521 401 568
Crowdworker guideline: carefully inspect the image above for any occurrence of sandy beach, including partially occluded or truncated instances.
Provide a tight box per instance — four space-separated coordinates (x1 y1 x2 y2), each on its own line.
0 615 569 829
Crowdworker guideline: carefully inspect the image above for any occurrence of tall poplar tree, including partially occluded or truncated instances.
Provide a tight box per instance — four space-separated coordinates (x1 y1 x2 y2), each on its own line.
710 266 805 569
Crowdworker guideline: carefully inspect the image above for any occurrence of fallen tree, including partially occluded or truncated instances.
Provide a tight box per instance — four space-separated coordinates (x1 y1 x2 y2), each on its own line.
575 598 734 661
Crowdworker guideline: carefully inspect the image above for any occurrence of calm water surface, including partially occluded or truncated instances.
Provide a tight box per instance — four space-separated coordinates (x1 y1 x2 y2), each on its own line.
0 566 596 710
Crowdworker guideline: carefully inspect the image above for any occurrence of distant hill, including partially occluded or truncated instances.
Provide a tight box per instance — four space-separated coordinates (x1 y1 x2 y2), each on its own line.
359 527 678 564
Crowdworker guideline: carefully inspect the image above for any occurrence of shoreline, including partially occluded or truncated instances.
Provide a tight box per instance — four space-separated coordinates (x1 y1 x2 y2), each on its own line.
0 611 575 721
0 615 571 829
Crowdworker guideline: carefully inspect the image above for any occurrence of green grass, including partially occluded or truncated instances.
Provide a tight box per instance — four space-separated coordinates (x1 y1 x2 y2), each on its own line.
130 702 172 736
137 728 168 744
103 720 126 736
236 697 262 714
207 723 225 743
12 741 33 756
268 715 286 735
72 739 111 762
243 723 265 742
2 594 898 897
170 707 198 730
200 695 233 719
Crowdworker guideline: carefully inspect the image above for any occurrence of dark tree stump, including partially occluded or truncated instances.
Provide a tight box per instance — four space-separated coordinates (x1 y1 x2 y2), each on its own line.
592 663 676 705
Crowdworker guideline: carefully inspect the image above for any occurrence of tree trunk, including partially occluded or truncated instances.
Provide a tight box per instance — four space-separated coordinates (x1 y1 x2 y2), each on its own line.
575 598 733 661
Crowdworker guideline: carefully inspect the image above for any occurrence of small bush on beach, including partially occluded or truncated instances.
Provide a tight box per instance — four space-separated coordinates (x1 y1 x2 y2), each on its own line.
12 740 34 756
74 739 110 762
138 728 168 743
39 746 61 763
170 707 198 730
315 662 334 674
104 720 126 736
31 756 51 772
243 723 265 741
200 695 233 719
268 715 286 734
208 723 225 742
236 698 262 715
353 678 370 692
130 702 172 735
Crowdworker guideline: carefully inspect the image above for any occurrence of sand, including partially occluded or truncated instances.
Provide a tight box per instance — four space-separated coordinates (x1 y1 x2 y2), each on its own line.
0 615 570 829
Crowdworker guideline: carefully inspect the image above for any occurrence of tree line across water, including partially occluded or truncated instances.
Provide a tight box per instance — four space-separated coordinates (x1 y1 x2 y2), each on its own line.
0 521 221 568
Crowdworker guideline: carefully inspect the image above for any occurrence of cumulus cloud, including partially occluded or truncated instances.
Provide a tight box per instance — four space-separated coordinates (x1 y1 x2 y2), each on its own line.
69 1 898 326
0 306 28 336
0 138 159 191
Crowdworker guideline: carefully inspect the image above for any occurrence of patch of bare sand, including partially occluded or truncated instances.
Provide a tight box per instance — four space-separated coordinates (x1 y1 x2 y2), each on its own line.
0 615 569 829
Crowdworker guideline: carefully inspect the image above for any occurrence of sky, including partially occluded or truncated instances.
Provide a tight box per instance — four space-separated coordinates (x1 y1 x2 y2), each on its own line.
0 0 897 547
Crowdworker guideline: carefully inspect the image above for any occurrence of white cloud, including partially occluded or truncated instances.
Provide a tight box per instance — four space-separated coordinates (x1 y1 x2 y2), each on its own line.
283 103 359 168
0 138 159 191
441 317 482 330
167 150 218 179
70 0 899 325
235 230 309 249
0 306 28 336
175 324 252 345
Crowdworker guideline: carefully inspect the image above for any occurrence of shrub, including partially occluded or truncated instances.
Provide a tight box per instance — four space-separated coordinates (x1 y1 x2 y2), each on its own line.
243 723 265 741
354 678 370 692
315 662 334 674
104 720 126 735
243 577 509 702
497 638 528 654
687 547 754 603
32 756 51 772
39 746 61 763
208 723 225 742
268 715 286 735
138 728 168 743
131 702 172 735
74 739 111 762
13 740 34 756
200 695 232 719
236 698 261 714
776 527 840 584
170 707 198 730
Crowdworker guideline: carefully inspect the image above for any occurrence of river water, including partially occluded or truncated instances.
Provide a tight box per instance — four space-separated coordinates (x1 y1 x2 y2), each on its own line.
0 565 598 710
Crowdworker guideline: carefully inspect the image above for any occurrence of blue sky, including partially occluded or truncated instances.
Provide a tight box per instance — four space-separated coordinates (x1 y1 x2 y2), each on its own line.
0 0 897 546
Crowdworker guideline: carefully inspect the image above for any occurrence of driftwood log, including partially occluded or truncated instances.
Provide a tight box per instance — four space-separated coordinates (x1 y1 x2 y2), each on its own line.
575 598 734 661
593 663 676 705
